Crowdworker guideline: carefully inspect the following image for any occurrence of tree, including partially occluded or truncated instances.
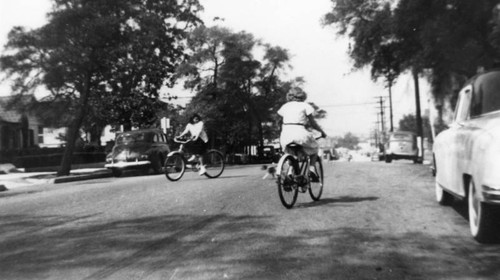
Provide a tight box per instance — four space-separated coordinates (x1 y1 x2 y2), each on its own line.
323 0 500 126
337 132 359 150
0 0 202 175
177 26 299 153
398 114 432 142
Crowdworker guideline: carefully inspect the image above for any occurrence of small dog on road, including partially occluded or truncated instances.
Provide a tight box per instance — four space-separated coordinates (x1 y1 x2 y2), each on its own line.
261 164 277 179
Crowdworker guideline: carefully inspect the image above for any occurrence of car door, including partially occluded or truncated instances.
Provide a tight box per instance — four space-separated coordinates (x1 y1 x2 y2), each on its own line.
436 84 472 196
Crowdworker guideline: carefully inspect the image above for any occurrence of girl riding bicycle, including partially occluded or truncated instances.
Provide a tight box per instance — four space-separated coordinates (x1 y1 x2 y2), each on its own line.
277 87 327 160
178 113 209 175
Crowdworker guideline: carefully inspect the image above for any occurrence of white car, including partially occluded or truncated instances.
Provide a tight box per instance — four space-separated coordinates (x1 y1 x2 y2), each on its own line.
433 70 500 243
384 131 421 163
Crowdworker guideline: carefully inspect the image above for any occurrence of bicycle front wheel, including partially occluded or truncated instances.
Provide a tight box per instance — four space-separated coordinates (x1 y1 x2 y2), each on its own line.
164 153 186 181
309 157 324 201
203 150 225 178
277 155 298 209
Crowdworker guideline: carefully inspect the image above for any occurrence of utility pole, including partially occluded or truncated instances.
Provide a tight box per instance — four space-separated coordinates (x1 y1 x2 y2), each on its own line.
388 81 394 132
376 96 387 143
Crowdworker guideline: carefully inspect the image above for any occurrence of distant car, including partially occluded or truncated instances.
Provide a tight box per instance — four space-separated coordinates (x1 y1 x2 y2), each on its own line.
384 131 421 163
257 145 281 163
321 148 339 161
433 70 500 243
105 128 170 177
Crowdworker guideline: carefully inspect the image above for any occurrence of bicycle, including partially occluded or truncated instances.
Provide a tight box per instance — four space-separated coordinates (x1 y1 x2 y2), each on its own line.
164 136 225 181
276 141 324 209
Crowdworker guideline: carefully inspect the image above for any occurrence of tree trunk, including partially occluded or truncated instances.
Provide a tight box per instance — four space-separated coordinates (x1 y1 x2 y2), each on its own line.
412 68 424 161
412 68 423 138
89 124 104 146
57 74 91 176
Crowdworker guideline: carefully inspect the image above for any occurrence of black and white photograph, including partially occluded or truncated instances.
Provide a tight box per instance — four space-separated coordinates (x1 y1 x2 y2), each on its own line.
2 0 500 279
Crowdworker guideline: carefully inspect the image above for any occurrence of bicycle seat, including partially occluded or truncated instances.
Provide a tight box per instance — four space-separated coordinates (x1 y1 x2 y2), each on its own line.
286 143 303 153
285 143 306 160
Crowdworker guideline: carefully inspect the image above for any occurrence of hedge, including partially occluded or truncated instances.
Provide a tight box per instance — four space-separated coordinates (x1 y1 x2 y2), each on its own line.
12 152 106 168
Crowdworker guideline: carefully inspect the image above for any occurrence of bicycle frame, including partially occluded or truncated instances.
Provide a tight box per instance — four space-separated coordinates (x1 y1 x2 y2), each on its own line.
276 138 325 208
277 145 311 186
166 138 199 168
164 136 225 181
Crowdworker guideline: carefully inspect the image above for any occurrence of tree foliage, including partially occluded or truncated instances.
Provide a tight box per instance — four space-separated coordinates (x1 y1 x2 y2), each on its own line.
398 114 432 141
0 0 202 175
323 0 500 106
176 26 323 153
336 132 360 150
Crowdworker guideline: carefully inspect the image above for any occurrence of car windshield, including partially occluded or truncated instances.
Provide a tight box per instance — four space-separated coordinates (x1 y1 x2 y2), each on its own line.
115 132 153 145
471 71 500 116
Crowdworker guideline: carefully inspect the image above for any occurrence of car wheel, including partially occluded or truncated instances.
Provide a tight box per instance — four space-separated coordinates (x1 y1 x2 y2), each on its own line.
150 154 162 174
468 179 500 243
111 168 123 177
435 181 453 206
385 156 392 163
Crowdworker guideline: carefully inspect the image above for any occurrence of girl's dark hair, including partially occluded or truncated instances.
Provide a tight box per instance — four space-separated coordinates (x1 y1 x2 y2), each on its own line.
189 113 202 124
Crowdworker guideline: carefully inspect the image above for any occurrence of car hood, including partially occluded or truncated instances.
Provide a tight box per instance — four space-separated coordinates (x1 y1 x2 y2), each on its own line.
469 112 500 138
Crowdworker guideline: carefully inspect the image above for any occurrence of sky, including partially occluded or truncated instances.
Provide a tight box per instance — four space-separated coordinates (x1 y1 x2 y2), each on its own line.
0 0 431 138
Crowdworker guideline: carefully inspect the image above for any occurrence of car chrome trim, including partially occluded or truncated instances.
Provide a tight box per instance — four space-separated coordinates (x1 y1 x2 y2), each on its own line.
482 185 500 203
105 161 151 168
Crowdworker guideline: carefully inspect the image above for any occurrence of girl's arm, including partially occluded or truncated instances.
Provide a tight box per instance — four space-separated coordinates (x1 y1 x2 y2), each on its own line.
307 115 327 138
179 125 190 137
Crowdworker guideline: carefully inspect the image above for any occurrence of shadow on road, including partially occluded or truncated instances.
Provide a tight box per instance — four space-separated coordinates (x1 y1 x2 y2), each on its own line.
1 211 500 279
297 196 379 209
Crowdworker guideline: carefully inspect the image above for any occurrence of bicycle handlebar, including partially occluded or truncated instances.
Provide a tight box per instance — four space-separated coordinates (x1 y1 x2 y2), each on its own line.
173 136 193 144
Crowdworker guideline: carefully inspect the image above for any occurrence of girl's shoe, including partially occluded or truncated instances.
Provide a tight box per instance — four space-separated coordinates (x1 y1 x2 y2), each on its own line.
198 165 207 176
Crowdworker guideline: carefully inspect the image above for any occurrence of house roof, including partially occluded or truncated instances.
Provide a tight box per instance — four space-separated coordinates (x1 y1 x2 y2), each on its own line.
0 95 36 124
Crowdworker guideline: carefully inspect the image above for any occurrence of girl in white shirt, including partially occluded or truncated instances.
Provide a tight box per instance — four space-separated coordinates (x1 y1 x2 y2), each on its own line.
277 88 327 157
179 113 209 175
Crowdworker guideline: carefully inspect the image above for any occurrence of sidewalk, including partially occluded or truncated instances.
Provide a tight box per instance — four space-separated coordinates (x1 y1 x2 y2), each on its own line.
0 163 112 192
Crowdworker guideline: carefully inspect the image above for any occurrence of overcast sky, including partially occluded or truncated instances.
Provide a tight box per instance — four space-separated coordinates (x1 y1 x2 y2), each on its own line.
0 0 430 137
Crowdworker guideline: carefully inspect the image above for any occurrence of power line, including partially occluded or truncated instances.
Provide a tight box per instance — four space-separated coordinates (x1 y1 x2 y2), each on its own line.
320 101 378 108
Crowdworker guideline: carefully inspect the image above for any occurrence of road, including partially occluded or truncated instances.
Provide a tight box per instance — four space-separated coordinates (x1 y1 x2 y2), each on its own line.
1 160 500 280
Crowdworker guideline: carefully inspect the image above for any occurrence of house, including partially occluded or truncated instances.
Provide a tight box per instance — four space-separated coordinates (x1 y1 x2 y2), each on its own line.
0 95 43 151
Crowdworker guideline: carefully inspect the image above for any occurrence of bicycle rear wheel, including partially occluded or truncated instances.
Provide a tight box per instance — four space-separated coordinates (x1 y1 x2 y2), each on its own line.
277 155 298 209
164 153 186 181
309 157 323 201
203 150 225 178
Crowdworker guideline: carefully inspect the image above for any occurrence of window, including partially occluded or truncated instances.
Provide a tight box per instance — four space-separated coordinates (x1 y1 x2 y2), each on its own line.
472 71 500 116
38 127 44 144
390 133 413 141
455 85 472 122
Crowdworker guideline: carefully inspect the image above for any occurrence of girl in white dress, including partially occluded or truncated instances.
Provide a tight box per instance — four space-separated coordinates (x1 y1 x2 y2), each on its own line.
179 114 209 175
277 88 327 157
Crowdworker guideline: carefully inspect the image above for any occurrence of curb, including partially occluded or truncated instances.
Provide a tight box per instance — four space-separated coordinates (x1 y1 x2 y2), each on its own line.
53 170 113 184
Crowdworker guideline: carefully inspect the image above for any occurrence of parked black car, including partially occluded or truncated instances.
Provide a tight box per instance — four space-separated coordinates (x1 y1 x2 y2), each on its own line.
105 129 170 177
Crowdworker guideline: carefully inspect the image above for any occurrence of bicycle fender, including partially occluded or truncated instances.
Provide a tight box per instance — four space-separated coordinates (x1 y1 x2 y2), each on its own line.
277 154 293 175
